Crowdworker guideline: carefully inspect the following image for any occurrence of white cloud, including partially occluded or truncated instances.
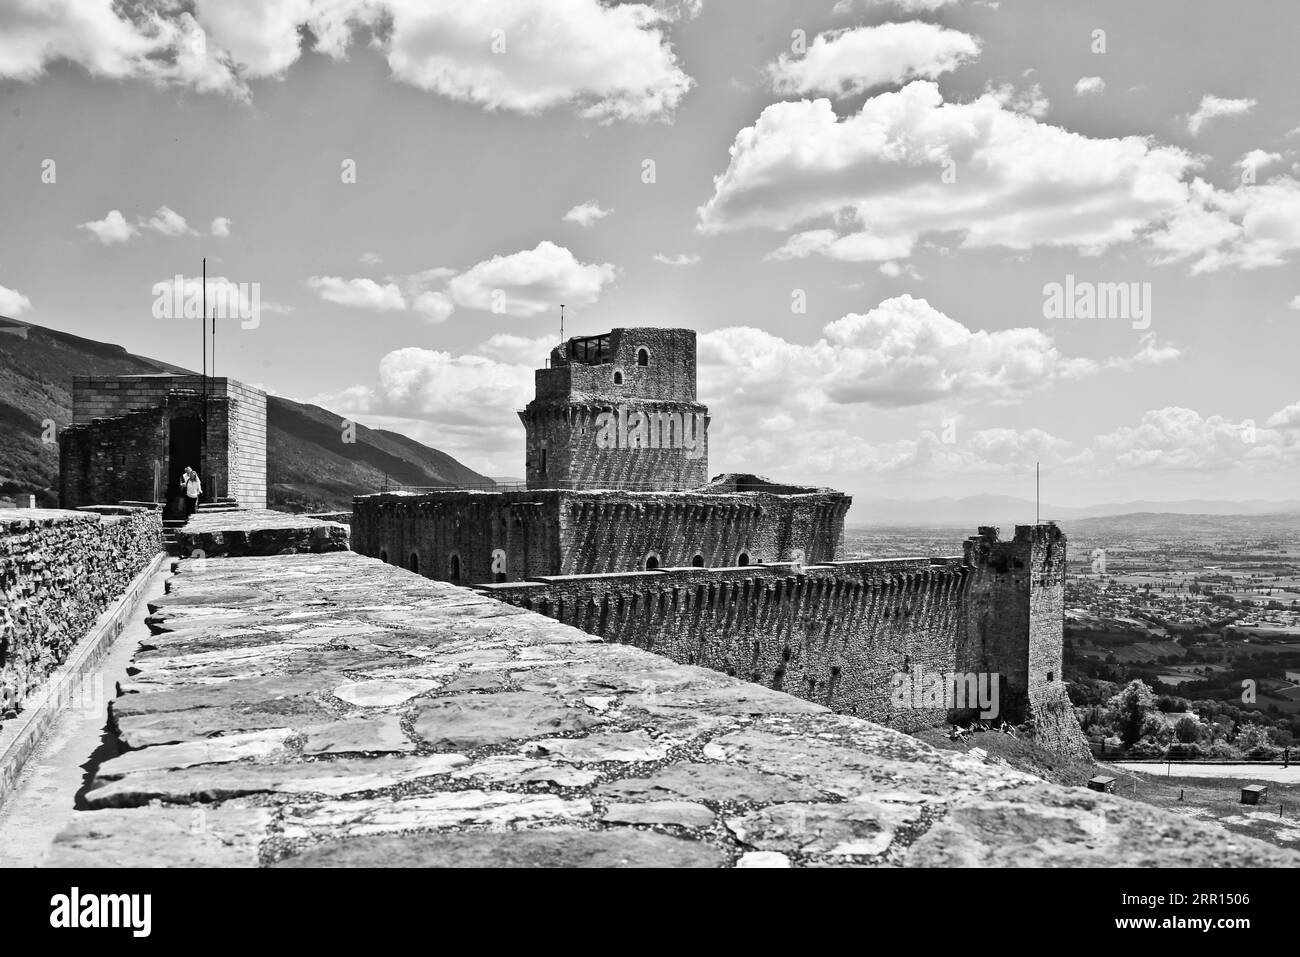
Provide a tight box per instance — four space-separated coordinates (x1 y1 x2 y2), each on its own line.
1148 175 1300 273
700 82 1193 263
320 341 536 473
384 0 693 121
879 260 920 278
832 0 961 12
0 1 686 120
1289 294 1300 310
562 201 613 227
1186 94 1256 135
767 23 979 99
306 276 408 311
78 209 138 244
476 333 556 364
0 282 33 316
1237 149 1282 176
1096 406 1290 471
1074 76 1105 96
695 294 1153 415
446 241 616 317
211 216 232 237
360 252 383 265
410 290 454 323
141 205 194 237
653 252 701 266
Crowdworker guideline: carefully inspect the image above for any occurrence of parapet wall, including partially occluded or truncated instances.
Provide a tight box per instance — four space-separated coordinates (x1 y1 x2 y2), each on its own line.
0 507 163 715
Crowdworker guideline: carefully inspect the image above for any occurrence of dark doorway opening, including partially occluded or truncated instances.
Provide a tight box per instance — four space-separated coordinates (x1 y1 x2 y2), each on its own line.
167 416 202 516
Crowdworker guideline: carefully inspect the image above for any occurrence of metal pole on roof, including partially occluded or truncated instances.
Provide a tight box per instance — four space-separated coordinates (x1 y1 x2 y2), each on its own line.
560 304 565 345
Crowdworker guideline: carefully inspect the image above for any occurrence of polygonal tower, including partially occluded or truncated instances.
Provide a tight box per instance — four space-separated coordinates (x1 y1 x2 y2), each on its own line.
519 328 710 490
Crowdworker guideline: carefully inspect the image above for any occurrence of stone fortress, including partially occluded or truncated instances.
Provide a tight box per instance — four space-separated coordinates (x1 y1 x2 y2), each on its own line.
6 324 1291 868
353 328 1087 755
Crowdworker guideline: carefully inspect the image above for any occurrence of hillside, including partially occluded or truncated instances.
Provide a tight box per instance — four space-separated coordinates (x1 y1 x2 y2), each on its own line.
0 315 492 511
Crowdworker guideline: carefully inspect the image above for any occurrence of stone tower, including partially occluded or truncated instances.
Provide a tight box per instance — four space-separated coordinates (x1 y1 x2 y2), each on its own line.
960 523 1069 724
519 328 710 490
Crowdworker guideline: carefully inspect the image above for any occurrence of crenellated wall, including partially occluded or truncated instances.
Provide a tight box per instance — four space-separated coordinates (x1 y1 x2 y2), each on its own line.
479 523 1088 754
480 556 974 732
0 507 163 716
352 487 851 585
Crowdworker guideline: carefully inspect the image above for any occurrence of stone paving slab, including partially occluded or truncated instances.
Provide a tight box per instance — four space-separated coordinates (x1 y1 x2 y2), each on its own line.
48 550 1300 868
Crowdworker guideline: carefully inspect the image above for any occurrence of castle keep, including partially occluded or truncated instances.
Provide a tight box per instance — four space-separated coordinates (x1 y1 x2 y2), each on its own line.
352 328 1084 753
59 375 266 513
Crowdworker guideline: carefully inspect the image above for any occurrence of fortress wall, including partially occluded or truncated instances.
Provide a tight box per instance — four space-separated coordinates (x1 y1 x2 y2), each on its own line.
0 507 163 714
481 557 971 731
59 406 167 508
352 489 850 583
351 492 565 583
557 491 849 574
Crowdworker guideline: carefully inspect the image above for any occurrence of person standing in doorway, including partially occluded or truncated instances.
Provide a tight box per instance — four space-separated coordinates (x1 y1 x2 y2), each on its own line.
181 466 202 516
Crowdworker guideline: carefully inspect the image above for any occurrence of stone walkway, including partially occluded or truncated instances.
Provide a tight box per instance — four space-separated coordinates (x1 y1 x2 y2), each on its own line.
48 551 1300 867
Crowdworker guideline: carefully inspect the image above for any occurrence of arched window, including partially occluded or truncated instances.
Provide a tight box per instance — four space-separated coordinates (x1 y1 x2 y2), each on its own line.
645 552 660 570
636 348 649 366
737 551 750 567
409 552 419 574
692 553 705 567
612 368 624 385
449 553 461 582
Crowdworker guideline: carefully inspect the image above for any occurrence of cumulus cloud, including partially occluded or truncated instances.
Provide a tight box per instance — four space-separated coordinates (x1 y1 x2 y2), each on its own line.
0 1 690 119
360 252 383 265
653 252 701 266
1148 175 1300 273
141 205 193 236
306 276 408 311
699 81 1194 263
0 0 373 100
1074 76 1104 96
1186 94 1256 135
383 0 692 121
211 216 232 237
696 294 1162 416
832 0 960 12
1237 149 1282 177
1095 406 1290 471
445 241 616 317
767 23 980 99
319 341 536 473
306 243 614 322
562 201 612 227
0 282 33 316
1289 294 1300 310
78 209 138 244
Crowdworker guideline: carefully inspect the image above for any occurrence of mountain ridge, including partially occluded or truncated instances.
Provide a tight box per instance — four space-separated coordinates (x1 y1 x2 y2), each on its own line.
0 315 493 510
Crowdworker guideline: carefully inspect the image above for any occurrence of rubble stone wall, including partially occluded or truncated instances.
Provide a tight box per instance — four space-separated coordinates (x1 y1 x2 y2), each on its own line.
0 507 163 715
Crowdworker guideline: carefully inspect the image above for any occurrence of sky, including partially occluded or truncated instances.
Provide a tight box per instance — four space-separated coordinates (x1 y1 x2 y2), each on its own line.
1 0 1298 510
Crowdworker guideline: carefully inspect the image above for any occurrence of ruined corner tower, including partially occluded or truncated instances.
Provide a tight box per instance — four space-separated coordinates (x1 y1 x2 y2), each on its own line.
520 328 710 490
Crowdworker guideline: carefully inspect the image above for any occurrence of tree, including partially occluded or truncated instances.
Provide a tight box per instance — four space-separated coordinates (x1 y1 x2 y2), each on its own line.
1108 679 1157 747
1174 715 1200 744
